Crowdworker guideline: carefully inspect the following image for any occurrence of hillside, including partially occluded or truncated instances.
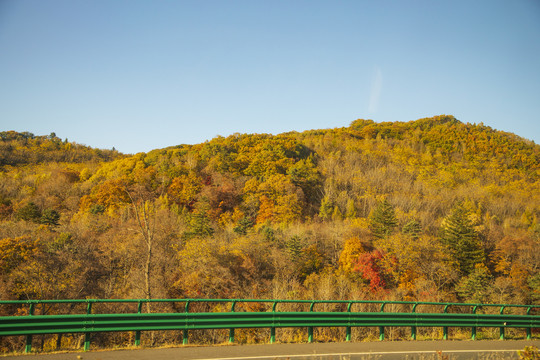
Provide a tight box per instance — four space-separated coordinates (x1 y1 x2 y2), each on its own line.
0 131 122 167
0 115 538 311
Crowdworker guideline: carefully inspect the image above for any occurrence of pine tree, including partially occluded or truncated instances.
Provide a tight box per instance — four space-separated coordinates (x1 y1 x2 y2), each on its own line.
233 217 254 235
456 263 492 303
345 198 357 219
402 219 422 239
40 209 60 226
285 235 303 260
440 202 485 276
319 195 333 220
184 202 214 239
15 202 41 222
369 199 397 239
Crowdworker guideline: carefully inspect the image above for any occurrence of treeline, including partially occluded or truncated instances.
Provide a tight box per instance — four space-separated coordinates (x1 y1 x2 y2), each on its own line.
0 115 538 311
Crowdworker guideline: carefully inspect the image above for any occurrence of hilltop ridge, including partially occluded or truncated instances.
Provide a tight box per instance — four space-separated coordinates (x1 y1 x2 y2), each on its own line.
0 130 123 167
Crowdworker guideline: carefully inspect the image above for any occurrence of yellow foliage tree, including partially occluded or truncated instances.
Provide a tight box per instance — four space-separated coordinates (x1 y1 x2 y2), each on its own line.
167 173 201 208
338 237 365 274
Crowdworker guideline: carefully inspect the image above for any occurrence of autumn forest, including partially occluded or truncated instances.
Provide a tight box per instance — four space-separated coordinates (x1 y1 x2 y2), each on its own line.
1 115 539 313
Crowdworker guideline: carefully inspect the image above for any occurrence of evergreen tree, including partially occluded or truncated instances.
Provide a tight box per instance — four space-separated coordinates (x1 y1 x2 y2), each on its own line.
259 224 276 242
40 209 60 226
368 199 397 239
319 195 333 220
15 202 41 223
440 202 485 276
345 198 357 219
233 217 254 235
183 202 214 239
285 235 303 260
402 219 422 240
455 264 492 303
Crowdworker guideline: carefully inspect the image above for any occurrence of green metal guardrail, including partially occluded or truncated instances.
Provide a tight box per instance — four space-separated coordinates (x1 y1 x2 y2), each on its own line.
0 299 538 353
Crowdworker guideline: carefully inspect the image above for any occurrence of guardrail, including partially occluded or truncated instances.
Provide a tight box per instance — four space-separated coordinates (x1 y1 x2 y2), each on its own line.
0 299 538 353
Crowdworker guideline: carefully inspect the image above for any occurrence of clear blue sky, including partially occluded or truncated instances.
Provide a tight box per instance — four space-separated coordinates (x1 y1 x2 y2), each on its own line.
1 0 539 154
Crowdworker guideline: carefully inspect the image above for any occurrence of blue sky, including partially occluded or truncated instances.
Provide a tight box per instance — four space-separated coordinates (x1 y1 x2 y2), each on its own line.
1 0 539 154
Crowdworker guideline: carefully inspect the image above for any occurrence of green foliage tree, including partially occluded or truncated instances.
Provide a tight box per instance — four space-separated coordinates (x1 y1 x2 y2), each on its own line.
455 263 493 303
15 202 41 222
287 156 322 208
440 202 485 276
184 201 215 239
233 217 255 235
285 235 303 260
319 195 333 220
369 199 398 239
40 209 60 226
89 204 105 214
345 198 357 219
402 219 422 240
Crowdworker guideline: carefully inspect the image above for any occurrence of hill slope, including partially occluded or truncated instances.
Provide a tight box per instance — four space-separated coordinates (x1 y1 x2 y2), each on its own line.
0 116 538 311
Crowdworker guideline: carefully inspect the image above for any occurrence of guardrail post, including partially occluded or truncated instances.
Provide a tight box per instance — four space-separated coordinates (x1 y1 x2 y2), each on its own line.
443 304 450 340
471 305 478 340
135 301 142 346
25 335 32 354
346 302 352 342
308 302 315 343
411 303 418 340
379 303 385 341
229 301 236 344
270 302 277 344
183 301 190 345
499 306 505 340
24 302 35 353
84 301 93 351
527 307 532 340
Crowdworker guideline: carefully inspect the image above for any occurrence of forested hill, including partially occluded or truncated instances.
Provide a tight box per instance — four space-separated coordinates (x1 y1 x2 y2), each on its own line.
0 115 538 310
0 130 122 167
